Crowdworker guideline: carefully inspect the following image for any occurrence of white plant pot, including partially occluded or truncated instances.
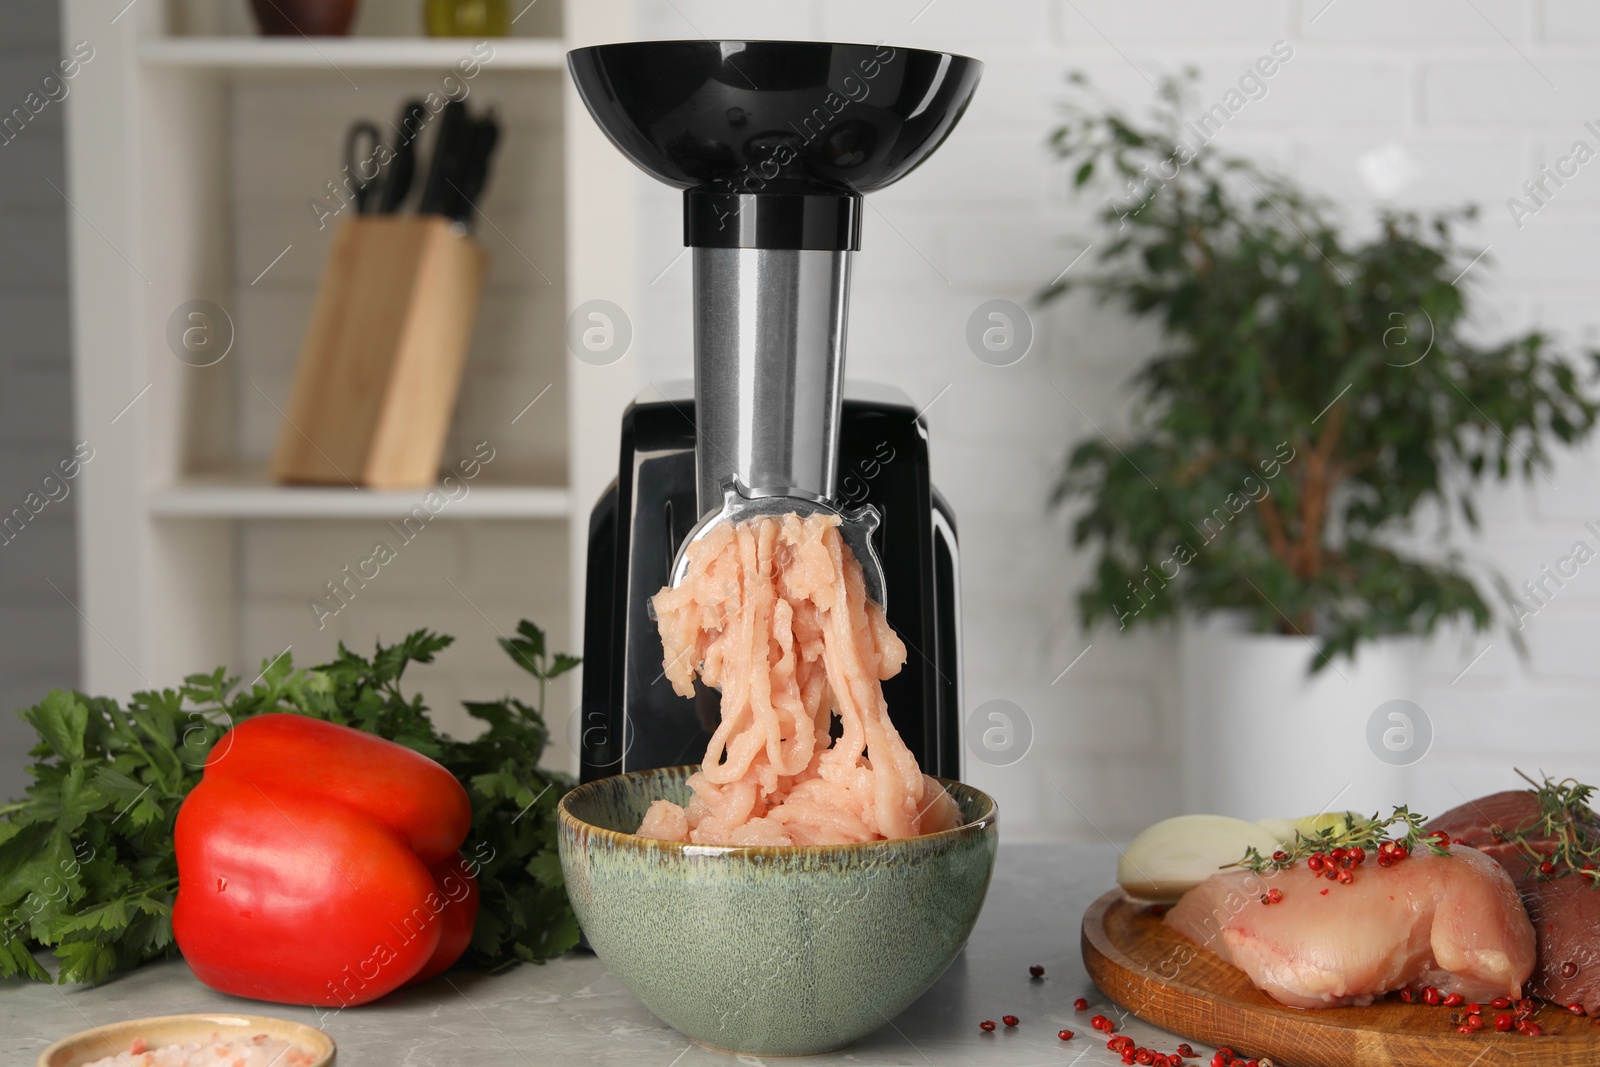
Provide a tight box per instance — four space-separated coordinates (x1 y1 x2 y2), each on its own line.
1179 616 1420 822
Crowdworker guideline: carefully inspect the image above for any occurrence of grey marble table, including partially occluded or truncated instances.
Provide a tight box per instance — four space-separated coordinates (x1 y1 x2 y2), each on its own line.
3 843 1211 1066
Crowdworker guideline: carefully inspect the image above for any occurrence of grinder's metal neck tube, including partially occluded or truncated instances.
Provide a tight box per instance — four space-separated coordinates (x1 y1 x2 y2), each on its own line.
692 247 851 517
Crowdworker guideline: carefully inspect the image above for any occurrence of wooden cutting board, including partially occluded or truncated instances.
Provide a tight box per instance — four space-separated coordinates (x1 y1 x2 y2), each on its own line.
1081 889 1600 1066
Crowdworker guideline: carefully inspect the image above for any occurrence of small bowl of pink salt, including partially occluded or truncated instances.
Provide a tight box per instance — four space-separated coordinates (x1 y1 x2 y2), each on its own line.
37 1013 333 1067
558 764 997 1057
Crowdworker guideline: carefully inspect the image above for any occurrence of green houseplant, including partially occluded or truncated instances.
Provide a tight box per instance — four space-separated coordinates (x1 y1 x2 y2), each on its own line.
1042 75 1600 668
1040 76 1600 819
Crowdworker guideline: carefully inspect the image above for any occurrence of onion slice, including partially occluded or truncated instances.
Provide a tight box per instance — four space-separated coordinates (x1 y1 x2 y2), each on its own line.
1118 814 1284 903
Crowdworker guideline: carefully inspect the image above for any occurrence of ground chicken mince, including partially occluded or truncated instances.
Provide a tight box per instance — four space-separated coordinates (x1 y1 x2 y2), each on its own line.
640 513 963 846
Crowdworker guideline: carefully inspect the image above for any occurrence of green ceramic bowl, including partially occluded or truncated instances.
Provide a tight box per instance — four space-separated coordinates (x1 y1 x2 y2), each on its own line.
558 766 998 1056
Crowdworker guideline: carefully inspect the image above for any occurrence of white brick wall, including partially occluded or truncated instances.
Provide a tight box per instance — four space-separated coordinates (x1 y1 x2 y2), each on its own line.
236 520 576 753
224 64 577 760
0 4 77 798
229 69 570 476
7 0 1599 832
630 0 1600 839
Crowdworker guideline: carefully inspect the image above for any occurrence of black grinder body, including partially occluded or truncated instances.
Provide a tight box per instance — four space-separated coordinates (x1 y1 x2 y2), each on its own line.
579 396 962 783
568 40 980 787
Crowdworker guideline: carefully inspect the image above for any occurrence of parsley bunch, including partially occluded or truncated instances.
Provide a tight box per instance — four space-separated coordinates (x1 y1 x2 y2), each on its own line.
0 623 578 985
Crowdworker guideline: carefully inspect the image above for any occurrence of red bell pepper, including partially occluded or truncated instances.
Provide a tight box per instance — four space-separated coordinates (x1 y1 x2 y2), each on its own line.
174 714 479 1006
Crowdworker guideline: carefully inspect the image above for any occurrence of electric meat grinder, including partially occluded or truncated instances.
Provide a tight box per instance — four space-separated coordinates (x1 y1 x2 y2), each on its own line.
569 40 982 784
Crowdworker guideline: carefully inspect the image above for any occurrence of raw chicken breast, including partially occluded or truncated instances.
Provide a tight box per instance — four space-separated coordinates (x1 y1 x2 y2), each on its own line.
1165 845 1536 1008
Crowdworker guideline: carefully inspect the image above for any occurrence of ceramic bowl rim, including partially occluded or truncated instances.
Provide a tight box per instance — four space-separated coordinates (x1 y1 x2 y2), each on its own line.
36 1012 335 1067
558 764 997 857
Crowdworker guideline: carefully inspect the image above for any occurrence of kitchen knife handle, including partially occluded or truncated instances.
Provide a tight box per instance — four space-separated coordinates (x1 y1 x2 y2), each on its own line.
378 100 429 214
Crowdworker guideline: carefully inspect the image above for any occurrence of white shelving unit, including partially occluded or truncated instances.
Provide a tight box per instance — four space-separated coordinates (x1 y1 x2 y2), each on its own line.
62 0 643 719
148 475 572 520
139 36 567 69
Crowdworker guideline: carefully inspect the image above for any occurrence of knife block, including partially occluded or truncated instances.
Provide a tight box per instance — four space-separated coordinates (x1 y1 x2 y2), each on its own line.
271 215 488 489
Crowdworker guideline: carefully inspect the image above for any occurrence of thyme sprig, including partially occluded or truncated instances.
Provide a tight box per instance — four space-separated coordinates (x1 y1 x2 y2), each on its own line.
1497 770 1600 883
1228 806 1450 874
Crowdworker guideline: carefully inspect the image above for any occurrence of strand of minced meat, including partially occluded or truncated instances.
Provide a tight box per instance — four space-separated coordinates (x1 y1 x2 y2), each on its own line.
637 513 962 846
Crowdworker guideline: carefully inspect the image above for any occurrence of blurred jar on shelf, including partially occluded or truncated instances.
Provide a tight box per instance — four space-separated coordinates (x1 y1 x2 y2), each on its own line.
424 0 510 36
250 0 358 35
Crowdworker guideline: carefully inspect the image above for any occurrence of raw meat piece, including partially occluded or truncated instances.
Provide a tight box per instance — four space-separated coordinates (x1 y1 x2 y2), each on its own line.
1165 845 1536 1008
1428 790 1600 1014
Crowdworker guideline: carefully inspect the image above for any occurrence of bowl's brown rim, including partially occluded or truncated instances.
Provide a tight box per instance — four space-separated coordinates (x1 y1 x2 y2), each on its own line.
558 765 998 857
36 1012 335 1067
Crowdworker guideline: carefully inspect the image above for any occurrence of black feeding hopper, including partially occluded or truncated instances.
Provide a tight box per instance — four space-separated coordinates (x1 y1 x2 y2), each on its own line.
568 40 982 250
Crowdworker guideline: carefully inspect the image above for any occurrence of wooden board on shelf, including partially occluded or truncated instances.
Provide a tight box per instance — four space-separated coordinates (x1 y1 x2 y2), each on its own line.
1081 889 1600 1067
